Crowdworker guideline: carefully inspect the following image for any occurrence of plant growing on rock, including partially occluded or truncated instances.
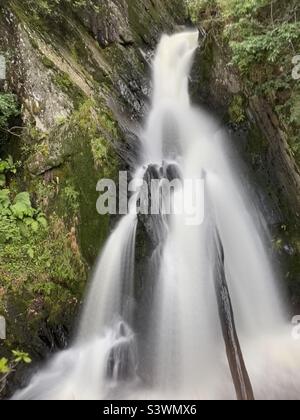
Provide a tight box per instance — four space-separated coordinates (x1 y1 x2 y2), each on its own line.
0 156 17 187
0 94 19 131
0 351 31 394
188 0 300 161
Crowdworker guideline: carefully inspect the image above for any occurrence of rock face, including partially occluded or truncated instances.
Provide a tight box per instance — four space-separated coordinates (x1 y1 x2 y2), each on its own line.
193 43 300 215
0 0 185 395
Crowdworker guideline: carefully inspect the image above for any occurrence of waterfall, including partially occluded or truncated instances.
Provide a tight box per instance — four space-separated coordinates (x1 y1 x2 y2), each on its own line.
13 31 300 401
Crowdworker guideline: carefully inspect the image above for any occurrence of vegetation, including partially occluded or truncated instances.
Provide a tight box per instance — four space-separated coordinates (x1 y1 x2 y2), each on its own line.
53 72 85 109
0 152 85 373
13 0 100 20
71 99 119 177
186 0 300 160
0 94 19 129
0 155 17 187
0 0 188 398
62 181 80 214
0 351 31 394
0 94 20 144
229 95 246 124
0 157 47 241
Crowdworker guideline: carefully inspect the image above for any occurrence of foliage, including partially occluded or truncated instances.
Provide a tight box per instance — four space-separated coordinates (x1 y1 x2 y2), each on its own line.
71 100 119 177
0 187 47 244
0 94 19 130
63 182 80 213
218 0 269 18
53 72 85 109
0 154 85 334
188 0 300 303
188 0 300 160
11 350 32 365
0 351 31 394
0 358 10 375
0 156 17 187
290 93 300 125
17 0 98 19
229 95 246 123
91 137 109 168
186 0 218 22
229 22 300 73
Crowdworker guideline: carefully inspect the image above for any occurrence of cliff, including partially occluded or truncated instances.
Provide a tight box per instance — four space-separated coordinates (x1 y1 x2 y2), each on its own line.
0 0 186 394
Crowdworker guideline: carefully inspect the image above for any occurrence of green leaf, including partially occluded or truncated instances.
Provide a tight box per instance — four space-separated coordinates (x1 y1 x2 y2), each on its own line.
11 202 28 219
0 358 10 374
0 156 17 176
0 93 19 129
0 189 11 209
0 174 6 187
14 192 32 207
12 351 32 365
30 220 39 232
7 155 13 167
27 247 34 259
11 193 35 219
37 216 48 229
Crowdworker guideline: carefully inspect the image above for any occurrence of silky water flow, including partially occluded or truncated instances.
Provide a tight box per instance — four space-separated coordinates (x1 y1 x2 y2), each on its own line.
13 31 300 401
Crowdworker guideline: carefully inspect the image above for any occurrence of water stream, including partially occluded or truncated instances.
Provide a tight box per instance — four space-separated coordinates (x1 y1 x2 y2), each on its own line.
14 31 300 401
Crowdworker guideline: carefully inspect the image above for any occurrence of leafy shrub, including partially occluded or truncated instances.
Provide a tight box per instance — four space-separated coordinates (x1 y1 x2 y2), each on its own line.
0 189 47 242
0 156 47 244
63 182 80 213
230 22 300 73
186 0 219 23
189 0 300 158
0 351 31 394
229 95 246 123
0 156 17 187
218 0 269 19
0 94 19 130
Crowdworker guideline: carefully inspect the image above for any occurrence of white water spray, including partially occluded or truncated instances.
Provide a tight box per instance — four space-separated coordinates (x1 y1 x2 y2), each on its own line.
14 31 300 400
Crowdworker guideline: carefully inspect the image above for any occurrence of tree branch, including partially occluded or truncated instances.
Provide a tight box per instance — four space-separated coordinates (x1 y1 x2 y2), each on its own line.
0 126 24 138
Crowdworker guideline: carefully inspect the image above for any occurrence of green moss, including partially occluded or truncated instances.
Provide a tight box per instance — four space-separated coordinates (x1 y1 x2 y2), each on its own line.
49 99 121 263
18 97 120 265
53 73 73 91
41 55 55 69
53 72 85 109
62 181 80 214
229 95 246 124
246 124 268 163
0 208 85 345
190 38 216 102
90 136 109 169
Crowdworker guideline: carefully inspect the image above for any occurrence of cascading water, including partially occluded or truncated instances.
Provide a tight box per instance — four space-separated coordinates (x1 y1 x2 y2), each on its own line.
14 31 300 401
